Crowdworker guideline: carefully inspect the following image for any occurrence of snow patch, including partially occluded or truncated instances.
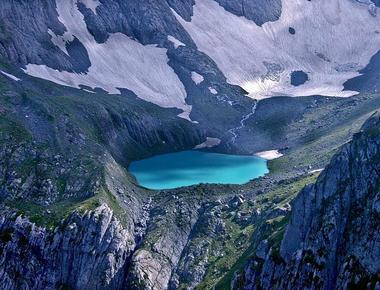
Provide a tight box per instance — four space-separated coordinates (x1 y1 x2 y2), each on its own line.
48 29 73 55
0 70 20 81
255 150 283 160
194 137 221 149
191 71 204 84
178 106 197 123
176 0 380 99
25 0 192 121
80 0 101 14
167 35 185 49
208 87 218 95
309 168 324 174
83 89 95 94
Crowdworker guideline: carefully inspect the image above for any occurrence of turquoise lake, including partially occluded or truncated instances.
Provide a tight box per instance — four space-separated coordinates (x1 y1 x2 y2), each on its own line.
129 150 269 190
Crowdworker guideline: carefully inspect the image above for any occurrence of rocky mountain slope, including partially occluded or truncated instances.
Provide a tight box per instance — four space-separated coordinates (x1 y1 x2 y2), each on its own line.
0 204 134 290
237 112 380 289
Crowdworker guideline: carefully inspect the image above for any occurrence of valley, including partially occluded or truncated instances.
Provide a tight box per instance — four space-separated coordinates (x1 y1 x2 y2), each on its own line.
0 0 379 289
0 60 378 288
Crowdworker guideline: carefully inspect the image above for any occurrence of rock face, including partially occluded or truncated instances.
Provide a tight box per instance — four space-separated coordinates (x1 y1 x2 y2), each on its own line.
215 0 282 26
344 49 380 94
0 0 90 72
240 112 380 289
0 204 135 290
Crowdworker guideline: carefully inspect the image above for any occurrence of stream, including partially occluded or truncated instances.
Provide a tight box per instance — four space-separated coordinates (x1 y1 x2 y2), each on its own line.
228 101 257 144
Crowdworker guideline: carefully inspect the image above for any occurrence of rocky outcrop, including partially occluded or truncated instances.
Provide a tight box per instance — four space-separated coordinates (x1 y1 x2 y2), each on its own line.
0 188 219 290
0 0 91 72
125 192 202 290
344 49 380 94
78 0 196 47
239 112 380 289
0 204 135 290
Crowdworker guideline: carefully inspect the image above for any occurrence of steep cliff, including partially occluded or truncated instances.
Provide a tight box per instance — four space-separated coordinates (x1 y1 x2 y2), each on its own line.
239 112 380 289
0 204 134 290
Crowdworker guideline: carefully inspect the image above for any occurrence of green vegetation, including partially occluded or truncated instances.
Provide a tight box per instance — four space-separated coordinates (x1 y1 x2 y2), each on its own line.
267 94 380 176
0 114 31 143
196 173 320 289
3 185 127 229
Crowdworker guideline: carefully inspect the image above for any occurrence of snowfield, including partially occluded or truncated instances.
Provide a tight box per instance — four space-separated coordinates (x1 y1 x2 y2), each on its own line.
23 0 380 121
175 0 380 99
25 0 192 121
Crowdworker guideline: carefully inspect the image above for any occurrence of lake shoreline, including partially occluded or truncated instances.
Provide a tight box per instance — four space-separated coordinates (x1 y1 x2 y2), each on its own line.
129 150 269 190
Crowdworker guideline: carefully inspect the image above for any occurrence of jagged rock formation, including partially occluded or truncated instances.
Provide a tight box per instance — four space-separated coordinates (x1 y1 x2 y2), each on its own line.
239 112 380 289
0 204 134 290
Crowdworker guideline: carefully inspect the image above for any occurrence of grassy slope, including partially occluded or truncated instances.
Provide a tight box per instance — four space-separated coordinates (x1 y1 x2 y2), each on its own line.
0 65 147 227
195 173 319 290
270 94 380 176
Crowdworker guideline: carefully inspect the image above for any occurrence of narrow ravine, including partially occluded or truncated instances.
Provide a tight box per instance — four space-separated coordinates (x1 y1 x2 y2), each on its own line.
133 197 153 246
228 101 257 144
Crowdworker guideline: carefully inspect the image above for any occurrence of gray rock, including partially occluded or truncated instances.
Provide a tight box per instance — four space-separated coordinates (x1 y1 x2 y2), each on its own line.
215 0 282 26
0 204 135 290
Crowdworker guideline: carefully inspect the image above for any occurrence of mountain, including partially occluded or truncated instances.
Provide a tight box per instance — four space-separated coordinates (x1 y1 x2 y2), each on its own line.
1 0 380 153
0 0 380 289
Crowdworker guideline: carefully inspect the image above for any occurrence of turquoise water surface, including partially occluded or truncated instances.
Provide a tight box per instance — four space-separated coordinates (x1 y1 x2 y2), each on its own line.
129 150 269 190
